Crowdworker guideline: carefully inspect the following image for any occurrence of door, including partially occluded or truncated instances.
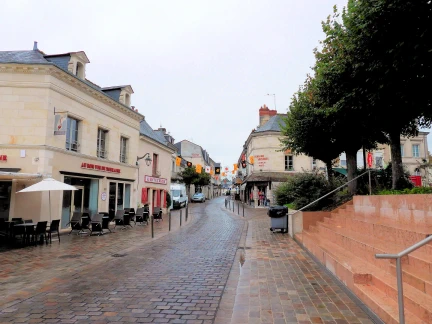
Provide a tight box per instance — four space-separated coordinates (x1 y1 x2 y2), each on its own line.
71 186 84 213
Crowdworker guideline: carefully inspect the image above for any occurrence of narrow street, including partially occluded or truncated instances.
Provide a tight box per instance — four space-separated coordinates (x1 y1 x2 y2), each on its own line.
0 198 373 324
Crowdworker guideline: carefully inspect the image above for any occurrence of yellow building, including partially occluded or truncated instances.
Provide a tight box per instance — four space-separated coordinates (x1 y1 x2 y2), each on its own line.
0 43 142 227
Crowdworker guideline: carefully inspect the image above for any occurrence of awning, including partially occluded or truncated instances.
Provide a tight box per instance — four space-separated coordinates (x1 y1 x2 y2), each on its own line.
0 171 43 180
243 171 294 183
333 168 347 176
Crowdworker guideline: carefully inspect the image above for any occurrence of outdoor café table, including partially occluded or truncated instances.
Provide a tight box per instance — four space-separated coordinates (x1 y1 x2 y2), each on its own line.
14 223 36 244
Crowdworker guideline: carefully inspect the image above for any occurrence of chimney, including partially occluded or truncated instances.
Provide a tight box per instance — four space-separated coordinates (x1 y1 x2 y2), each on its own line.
131 105 135 110
259 104 277 126
33 41 38 51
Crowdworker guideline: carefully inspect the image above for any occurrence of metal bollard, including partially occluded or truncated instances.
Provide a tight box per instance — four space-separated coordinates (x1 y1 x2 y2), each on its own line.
180 209 182 226
243 202 244 217
186 204 188 221
151 216 154 238
169 211 171 231
237 202 239 215
233 201 234 212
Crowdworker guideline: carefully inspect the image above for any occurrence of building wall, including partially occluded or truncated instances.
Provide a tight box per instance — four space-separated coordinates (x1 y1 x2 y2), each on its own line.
138 137 173 213
0 67 142 222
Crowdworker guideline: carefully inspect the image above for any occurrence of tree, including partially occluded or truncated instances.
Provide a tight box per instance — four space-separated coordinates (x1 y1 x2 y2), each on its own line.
341 0 432 189
179 166 199 198
280 79 342 181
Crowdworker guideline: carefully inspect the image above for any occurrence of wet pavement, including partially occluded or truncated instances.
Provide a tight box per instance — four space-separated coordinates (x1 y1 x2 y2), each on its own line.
0 197 374 323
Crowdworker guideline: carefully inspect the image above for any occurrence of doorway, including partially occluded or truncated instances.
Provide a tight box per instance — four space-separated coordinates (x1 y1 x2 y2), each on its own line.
72 186 84 213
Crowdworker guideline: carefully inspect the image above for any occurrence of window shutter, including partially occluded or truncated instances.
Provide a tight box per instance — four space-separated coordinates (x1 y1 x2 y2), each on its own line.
141 188 148 203
157 190 161 207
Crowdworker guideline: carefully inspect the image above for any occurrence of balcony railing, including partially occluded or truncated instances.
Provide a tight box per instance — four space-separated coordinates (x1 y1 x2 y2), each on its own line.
119 153 127 163
97 148 108 159
66 141 79 152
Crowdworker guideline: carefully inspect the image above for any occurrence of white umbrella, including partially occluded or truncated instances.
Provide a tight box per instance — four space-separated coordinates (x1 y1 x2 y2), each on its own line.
17 178 77 222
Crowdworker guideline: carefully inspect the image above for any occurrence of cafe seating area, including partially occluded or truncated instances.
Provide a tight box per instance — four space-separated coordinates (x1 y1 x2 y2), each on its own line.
0 207 153 248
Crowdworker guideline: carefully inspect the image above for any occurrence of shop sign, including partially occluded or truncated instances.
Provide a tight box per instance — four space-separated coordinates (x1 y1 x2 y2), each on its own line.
0 155 7 161
101 192 107 201
54 114 67 135
144 175 167 185
255 154 269 167
192 153 201 158
81 162 120 173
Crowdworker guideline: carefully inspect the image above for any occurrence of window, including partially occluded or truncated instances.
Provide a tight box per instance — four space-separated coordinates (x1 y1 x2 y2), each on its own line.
66 117 79 152
400 144 404 157
75 62 84 79
412 144 420 158
375 157 383 168
120 137 128 163
284 155 293 171
153 153 159 176
340 160 347 167
125 93 131 107
312 158 317 170
97 128 108 158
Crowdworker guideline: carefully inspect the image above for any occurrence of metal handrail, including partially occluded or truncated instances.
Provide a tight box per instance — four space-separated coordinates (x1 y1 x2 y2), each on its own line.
375 235 432 324
290 169 371 216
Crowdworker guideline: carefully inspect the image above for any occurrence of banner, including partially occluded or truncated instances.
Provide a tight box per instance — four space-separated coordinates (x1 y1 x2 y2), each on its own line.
196 164 202 173
54 113 67 135
175 157 181 166
205 166 211 173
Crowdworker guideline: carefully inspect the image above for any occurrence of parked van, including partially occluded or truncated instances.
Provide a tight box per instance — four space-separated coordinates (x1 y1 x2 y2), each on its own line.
170 184 188 209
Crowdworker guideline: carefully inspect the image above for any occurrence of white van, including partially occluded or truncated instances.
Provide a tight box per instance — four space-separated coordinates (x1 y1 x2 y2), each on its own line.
170 184 188 209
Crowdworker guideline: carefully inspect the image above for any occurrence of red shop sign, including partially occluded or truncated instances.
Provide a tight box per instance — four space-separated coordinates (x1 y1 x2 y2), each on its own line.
81 162 120 174
144 175 167 185
0 155 7 161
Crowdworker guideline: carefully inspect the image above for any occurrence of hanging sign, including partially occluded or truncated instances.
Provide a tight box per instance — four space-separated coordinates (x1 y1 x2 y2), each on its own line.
54 113 67 135
144 175 167 185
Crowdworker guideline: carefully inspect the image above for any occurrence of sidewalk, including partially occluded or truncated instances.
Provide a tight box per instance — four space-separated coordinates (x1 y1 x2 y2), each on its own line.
216 203 375 324
0 208 194 311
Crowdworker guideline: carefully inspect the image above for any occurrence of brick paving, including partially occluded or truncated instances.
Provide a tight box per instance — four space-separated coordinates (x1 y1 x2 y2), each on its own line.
215 202 375 324
0 197 375 323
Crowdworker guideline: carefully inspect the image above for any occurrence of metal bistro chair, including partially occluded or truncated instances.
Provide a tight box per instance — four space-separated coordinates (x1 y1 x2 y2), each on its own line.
32 221 48 244
80 213 91 235
128 208 136 226
135 207 145 225
152 207 163 222
11 218 24 225
113 210 126 230
47 219 60 243
67 212 83 235
90 214 104 236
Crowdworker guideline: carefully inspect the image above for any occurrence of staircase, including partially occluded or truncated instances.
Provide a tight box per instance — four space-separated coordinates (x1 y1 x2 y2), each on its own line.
296 195 432 324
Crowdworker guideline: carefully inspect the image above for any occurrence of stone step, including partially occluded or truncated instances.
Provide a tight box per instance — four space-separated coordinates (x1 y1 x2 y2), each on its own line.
354 283 425 324
325 214 431 248
302 230 432 323
388 263 432 297
315 221 432 273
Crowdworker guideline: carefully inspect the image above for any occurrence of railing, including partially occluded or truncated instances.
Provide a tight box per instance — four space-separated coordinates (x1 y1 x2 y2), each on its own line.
290 169 372 216
375 235 432 324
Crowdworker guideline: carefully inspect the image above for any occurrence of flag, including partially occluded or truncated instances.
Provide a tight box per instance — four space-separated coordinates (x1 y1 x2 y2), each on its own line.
233 164 238 171
222 172 225 176
205 166 211 173
210 169 214 175
249 156 254 164
232 170 235 174
175 157 181 166
196 164 202 173
215 167 220 174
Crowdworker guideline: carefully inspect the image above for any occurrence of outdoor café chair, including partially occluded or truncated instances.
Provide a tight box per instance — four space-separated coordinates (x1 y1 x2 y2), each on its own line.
135 207 145 225
24 219 33 223
101 215 112 233
90 214 104 236
80 214 91 235
0 218 6 237
12 223 26 244
67 212 83 235
128 208 136 225
152 207 163 222
11 217 24 224
113 209 126 230
32 221 48 244
47 219 60 243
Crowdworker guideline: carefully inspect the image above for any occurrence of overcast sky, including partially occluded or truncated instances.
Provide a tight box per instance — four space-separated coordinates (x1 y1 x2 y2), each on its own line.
2 0 430 169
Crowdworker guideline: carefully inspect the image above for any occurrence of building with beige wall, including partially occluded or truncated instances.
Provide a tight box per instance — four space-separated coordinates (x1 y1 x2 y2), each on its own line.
238 105 326 207
138 122 175 214
0 43 143 226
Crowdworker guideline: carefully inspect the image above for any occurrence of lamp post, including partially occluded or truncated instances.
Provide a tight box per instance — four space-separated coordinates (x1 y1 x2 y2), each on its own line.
266 93 276 110
136 153 153 209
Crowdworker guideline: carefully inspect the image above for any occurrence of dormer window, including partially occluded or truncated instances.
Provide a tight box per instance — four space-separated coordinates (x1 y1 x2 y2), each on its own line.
75 62 84 79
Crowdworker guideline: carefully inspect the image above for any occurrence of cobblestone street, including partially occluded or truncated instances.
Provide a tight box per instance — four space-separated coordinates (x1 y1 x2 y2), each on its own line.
0 197 374 323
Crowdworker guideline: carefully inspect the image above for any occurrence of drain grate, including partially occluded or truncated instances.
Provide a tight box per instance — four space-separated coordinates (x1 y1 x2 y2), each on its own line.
112 253 127 258
58 254 81 259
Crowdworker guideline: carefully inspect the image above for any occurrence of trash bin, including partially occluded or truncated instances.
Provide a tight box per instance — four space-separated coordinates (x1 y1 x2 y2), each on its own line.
267 205 288 233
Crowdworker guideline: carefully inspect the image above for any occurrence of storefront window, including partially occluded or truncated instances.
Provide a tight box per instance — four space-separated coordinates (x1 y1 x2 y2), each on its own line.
124 184 131 208
0 181 12 220
117 183 124 210
109 181 132 215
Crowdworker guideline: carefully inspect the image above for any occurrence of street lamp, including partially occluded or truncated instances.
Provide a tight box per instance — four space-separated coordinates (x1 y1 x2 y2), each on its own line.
136 153 152 166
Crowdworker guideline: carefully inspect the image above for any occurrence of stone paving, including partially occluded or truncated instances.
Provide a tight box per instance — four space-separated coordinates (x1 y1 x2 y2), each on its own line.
215 202 375 324
0 197 376 323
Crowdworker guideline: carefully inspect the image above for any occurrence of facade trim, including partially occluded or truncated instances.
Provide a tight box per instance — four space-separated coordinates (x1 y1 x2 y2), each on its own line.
59 171 104 179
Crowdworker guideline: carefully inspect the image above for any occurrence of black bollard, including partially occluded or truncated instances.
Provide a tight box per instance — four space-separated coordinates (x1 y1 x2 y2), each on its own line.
186 204 188 221
169 210 171 231
180 209 182 226
243 202 244 217
233 201 235 212
237 202 239 215
151 216 154 238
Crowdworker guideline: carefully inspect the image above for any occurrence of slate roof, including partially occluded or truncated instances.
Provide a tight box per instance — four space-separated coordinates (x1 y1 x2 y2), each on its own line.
140 120 169 147
0 50 48 64
255 114 287 133
174 142 182 155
